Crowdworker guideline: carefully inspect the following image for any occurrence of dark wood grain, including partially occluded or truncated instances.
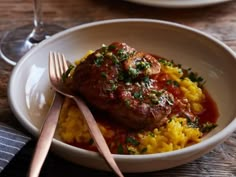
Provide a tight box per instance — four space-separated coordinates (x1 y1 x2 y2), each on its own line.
0 0 236 176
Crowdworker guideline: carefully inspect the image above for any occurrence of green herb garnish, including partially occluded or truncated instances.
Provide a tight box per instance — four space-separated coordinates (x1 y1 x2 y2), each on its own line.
133 91 143 100
100 72 107 79
94 55 104 67
118 71 125 81
124 99 131 107
186 117 199 128
128 149 136 154
128 67 139 79
126 137 140 146
106 81 117 92
188 72 204 83
61 65 74 82
143 76 150 84
200 122 217 133
166 80 179 87
186 69 205 87
151 90 162 97
101 44 108 54
141 147 147 153
111 54 120 65
136 61 151 70
117 49 129 61
108 45 116 51
117 144 124 154
149 132 155 137
88 138 94 145
158 58 174 66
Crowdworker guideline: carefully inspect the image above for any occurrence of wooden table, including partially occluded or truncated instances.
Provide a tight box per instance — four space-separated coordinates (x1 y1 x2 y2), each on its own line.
0 0 236 176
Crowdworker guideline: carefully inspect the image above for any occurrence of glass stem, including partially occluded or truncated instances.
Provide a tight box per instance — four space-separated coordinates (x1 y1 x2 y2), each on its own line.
28 0 46 43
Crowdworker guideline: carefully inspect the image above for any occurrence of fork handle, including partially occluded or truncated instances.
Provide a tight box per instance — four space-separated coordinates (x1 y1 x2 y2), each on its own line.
28 93 63 177
72 96 124 177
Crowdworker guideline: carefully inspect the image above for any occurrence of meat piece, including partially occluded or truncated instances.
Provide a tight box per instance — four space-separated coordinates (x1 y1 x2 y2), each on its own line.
71 42 174 130
123 52 161 76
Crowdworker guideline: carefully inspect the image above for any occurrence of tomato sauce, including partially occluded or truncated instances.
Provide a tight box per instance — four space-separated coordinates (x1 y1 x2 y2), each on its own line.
198 89 219 124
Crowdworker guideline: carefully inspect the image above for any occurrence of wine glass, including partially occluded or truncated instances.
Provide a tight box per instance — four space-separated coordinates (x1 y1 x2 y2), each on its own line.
0 0 64 66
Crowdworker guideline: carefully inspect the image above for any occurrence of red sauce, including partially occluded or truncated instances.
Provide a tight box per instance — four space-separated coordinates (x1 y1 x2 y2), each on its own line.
198 89 219 124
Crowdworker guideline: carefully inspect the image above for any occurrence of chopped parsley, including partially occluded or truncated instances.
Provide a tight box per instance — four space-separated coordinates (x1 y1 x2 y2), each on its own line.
117 144 124 154
141 147 147 153
150 91 174 106
188 71 204 85
185 68 205 87
88 138 94 145
149 132 155 137
108 44 116 51
94 55 104 67
166 80 179 87
61 65 75 82
111 54 120 65
166 95 174 105
117 49 129 61
127 61 152 80
128 149 136 154
110 83 117 91
151 90 162 97
200 122 217 133
149 90 165 105
143 76 150 84
124 99 131 107
174 80 179 86
128 67 139 79
150 97 160 104
118 71 125 81
105 81 117 92
126 136 140 146
158 58 174 66
136 61 151 70
100 72 107 79
133 90 143 100
186 117 199 128
100 44 108 54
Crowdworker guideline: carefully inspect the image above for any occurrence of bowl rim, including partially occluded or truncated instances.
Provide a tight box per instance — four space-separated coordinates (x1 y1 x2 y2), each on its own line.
123 0 233 8
8 18 236 160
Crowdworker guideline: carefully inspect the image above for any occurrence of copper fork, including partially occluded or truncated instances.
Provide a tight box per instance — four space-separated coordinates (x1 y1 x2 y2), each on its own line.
49 52 124 177
28 93 63 177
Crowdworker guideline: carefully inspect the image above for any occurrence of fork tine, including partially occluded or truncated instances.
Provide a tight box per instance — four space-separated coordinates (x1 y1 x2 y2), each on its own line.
49 52 56 82
57 53 64 78
61 53 68 72
49 51 69 82
53 52 62 81
53 52 69 81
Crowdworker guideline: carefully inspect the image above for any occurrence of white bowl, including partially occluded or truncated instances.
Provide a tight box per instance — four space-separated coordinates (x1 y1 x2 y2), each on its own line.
124 0 232 8
8 19 236 172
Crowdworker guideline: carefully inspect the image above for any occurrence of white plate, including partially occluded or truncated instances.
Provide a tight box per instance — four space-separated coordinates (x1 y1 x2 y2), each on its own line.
124 0 232 8
9 18 236 172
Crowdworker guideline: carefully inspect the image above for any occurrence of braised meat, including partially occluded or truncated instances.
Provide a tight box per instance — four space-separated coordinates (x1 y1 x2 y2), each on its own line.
71 42 174 130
